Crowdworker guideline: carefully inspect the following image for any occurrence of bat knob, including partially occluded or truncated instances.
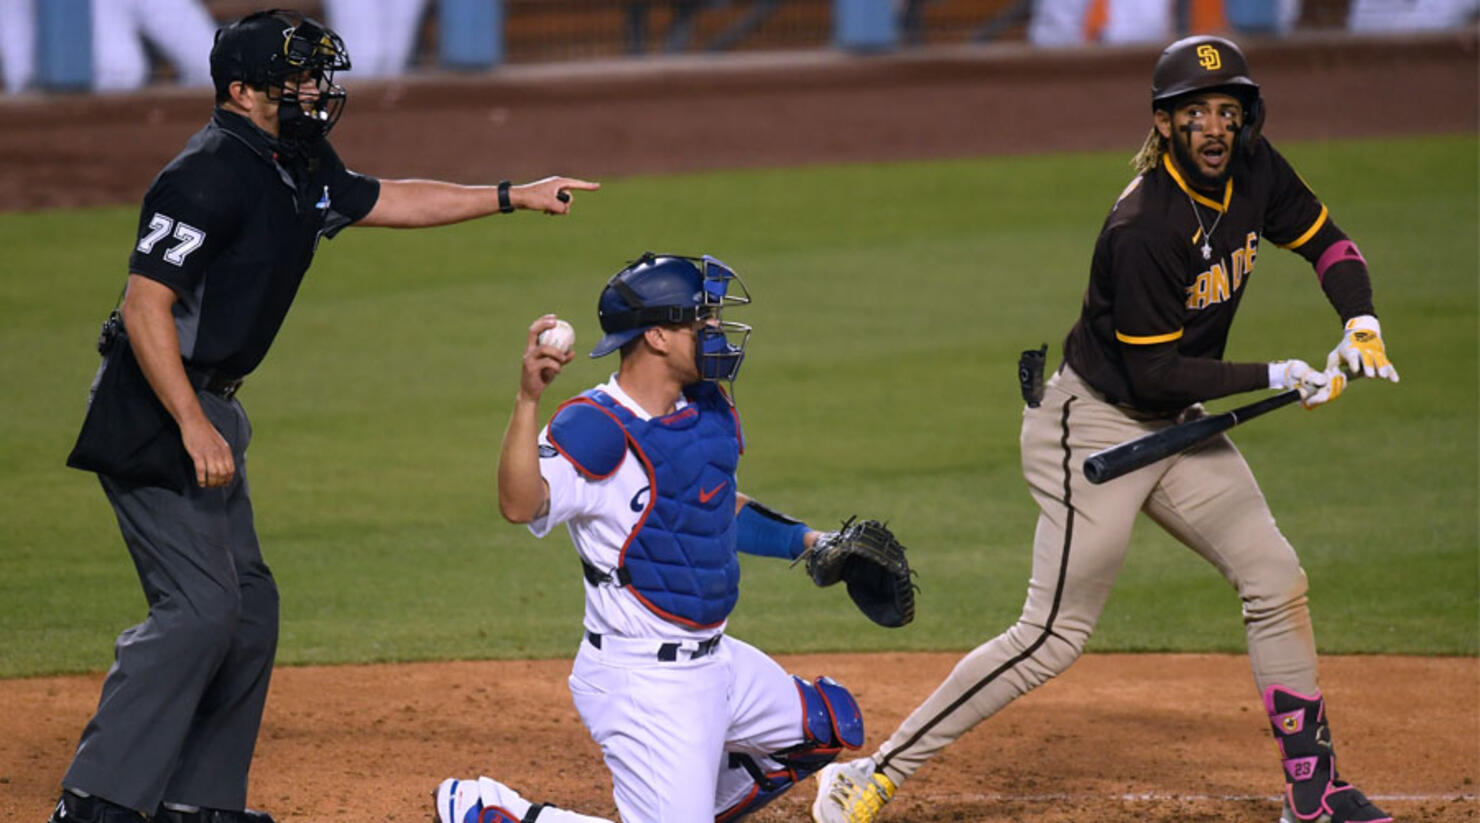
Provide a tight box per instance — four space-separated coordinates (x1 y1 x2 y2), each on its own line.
1083 456 1109 485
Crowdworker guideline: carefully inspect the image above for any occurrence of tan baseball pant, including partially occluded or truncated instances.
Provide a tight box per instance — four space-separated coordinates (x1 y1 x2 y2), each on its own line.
874 365 1318 784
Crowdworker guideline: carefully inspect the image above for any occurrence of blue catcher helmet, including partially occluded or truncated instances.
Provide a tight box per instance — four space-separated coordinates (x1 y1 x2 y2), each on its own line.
590 252 751 383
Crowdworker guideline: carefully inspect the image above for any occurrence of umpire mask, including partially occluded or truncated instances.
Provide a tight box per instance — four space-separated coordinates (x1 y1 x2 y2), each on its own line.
211 10 352 151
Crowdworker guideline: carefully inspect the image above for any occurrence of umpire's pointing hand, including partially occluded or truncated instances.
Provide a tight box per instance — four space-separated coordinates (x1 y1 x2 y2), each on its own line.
513 176 601 215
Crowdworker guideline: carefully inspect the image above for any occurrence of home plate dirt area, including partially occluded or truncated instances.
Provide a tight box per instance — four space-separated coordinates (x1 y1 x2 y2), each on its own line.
3 654 1476 821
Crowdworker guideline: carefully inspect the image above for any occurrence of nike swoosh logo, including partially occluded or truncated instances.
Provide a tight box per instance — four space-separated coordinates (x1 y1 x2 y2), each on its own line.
698 482 726 503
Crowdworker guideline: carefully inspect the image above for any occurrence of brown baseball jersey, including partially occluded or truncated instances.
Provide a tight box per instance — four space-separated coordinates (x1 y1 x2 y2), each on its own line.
1064 140 1374 414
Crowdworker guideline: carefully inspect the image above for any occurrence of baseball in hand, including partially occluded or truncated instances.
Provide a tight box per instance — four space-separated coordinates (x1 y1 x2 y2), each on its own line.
538 319 575 353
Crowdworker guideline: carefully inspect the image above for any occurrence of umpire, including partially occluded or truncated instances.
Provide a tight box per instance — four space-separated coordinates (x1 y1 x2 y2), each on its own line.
55 10 598 823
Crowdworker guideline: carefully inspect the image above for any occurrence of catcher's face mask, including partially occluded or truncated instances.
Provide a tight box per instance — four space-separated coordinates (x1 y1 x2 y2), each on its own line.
693 256 751 383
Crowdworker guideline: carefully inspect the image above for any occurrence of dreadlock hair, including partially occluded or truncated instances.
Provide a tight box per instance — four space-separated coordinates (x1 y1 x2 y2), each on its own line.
1131 126 1167 175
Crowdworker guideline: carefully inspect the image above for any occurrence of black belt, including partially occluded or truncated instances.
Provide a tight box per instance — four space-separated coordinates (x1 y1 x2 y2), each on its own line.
185 365 244 399
1116 403 1181 422
1062 364 1179 421
586 631 721 662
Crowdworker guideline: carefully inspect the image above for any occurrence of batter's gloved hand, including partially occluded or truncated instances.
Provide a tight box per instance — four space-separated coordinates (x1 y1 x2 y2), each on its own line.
1269 360 1343 410
1326 314 1399 382
800 517 917 628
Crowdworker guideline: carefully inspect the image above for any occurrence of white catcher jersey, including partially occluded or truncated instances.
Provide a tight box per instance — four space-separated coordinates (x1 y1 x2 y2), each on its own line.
529 376 730 643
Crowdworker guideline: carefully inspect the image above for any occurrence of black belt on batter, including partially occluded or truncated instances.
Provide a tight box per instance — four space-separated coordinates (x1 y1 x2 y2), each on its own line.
586 631 721 661
185 364 244 399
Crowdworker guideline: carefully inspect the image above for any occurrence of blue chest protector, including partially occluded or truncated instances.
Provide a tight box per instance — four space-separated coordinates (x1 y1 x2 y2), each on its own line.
549 383 742 629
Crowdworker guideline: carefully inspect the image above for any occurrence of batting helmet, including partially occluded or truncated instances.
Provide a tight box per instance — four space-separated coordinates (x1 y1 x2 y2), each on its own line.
210 9 351 148
590 252 752 383
1151 35 1264 154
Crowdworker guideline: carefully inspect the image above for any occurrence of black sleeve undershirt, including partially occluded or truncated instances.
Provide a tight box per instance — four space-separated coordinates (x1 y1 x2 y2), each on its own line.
1121 344 1269 410
1290 217 1376 323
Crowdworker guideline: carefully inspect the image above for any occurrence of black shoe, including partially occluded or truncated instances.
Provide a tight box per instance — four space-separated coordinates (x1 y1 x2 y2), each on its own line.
47 792 147 823
154 807 276 823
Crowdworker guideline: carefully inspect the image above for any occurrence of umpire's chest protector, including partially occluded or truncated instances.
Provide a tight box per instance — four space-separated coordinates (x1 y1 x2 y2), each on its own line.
553 385 742 628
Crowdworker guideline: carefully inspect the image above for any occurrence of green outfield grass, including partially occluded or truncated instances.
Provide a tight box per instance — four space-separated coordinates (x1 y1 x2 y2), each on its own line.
1 135 1474 677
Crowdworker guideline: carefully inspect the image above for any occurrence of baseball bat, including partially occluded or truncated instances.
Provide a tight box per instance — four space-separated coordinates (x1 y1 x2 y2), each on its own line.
1082 389 1302 484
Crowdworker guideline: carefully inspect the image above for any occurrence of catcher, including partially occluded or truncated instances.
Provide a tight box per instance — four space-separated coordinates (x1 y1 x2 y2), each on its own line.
433 253 915 823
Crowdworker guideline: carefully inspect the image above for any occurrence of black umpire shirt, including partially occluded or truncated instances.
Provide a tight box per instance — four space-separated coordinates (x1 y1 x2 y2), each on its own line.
127 109 381 379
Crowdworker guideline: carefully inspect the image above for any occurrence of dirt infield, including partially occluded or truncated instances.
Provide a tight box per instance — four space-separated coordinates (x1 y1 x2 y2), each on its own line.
3 654 1477 821
3 30 1477 823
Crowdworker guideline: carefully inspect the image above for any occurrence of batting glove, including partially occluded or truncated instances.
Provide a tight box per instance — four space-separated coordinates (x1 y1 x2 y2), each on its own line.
1326 314 1399 382
1269 360 1343 409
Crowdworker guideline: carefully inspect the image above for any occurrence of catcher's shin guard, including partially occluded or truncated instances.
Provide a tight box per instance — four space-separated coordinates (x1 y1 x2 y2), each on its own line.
715 676 865 821
1265 686 1392 823
796 676 866 759
716 754 800 822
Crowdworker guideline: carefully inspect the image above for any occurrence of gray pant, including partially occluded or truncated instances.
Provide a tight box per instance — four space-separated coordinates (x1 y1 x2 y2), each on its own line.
64 391 279 814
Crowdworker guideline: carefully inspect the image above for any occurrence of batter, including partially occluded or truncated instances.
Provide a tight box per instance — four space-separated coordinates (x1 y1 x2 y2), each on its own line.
813 36 1397 823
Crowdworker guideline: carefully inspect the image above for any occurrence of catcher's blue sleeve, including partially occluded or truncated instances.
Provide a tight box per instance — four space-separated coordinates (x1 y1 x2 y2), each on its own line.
736 501 810 559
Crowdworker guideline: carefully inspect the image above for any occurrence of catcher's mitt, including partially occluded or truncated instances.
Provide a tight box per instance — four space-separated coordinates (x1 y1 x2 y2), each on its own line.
801 517 916 628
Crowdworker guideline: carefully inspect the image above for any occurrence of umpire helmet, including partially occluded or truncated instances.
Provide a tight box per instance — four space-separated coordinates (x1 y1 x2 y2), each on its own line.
591 252 752 383
210 10 351 147
1152 36 1264 154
